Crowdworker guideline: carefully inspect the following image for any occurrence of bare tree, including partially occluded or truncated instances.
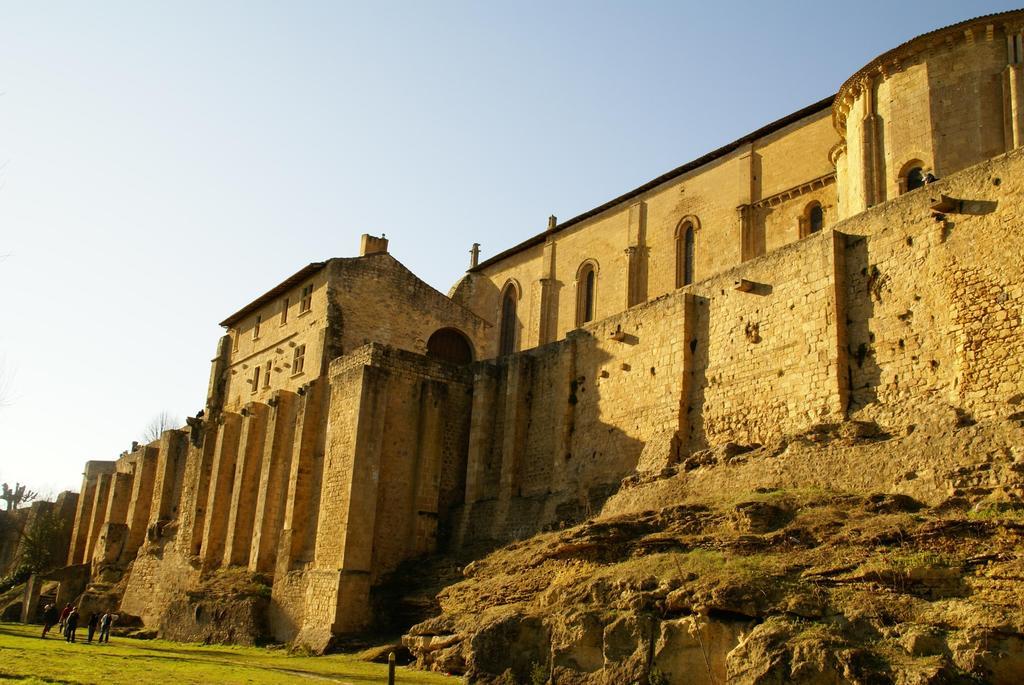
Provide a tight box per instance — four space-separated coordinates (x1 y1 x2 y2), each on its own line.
141 410 179 444
1 482 37 511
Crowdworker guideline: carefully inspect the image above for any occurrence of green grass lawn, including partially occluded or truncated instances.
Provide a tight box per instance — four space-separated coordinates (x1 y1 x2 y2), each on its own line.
0 622 461 685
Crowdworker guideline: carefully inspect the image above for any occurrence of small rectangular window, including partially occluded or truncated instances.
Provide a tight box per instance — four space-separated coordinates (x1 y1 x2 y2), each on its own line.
300 284 313 313
264 362 272 388
281 297 289 324
253 314 262 340
293 344 306 375
251 366 260 393
231 330 238 352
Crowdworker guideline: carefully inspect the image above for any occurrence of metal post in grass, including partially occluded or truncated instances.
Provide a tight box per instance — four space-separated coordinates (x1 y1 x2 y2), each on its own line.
388 651 396 685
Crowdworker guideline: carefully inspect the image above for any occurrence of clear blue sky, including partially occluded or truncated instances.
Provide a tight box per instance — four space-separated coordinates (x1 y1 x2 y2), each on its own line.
0 1 1016 495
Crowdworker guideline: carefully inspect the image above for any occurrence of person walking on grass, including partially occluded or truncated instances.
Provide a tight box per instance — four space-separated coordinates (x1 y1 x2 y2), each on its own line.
64 607 79 643
98 612 112 643
86 612 99 643
41 603 58 638
57 603 71 632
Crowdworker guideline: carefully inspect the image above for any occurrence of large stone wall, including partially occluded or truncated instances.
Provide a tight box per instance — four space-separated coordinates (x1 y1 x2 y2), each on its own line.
454 292 690 543
684 231 847 449
97 343 475 649
67 461 116 566
453 232 848 544
266 380 327 643
295 344 472 649
838 150 1024 424
451 147 1024 547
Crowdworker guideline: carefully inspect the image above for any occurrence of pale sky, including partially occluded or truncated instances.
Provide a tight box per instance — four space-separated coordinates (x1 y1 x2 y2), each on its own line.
0 1 1015 495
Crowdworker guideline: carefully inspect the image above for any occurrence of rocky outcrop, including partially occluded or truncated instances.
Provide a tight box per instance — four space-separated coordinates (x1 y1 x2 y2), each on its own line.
404 414 1024 683
146 566 270 645
119 543 270 645
161 594 268 646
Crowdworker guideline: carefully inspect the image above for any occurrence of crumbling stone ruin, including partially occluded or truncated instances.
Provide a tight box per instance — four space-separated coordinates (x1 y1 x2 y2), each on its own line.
39 9 1024 681
0 492 77 580
1 491 79 622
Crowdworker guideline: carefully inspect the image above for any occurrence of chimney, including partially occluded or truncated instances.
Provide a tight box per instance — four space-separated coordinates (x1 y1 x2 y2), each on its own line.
548 215 557 230
469 243 481 268
360 233 389 256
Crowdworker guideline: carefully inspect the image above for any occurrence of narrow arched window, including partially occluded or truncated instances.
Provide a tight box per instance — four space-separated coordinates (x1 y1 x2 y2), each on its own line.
498 284 518 356
583 270 595 322
576 262 597 326
809 204 823 233
800 202 824 238
675 218 699 288
682 225 695 286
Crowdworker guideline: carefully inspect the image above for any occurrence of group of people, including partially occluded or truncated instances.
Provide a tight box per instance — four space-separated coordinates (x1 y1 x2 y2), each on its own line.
40 603 114 644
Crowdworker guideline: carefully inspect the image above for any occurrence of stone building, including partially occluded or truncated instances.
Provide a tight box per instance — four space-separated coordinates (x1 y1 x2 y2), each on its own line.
54 10 1024 651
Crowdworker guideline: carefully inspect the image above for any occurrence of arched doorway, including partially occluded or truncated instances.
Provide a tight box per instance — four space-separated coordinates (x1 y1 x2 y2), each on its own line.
426 328 474 365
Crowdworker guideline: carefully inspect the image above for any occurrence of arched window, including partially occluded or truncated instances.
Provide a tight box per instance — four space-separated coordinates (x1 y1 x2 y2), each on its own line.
799 202 825 238
498 283 519 356
809 204 823 233
675 222 696 287
899 160 927 194
576 261 597 327
427 328 474 365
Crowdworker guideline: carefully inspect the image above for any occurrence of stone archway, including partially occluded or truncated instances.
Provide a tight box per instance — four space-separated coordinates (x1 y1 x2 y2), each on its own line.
426 328 474 365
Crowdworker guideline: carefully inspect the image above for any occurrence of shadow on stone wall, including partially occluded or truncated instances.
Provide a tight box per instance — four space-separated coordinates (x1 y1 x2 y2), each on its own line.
684 295 711 451
371 329 647 635
438 330 647 542
844 235 883 411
